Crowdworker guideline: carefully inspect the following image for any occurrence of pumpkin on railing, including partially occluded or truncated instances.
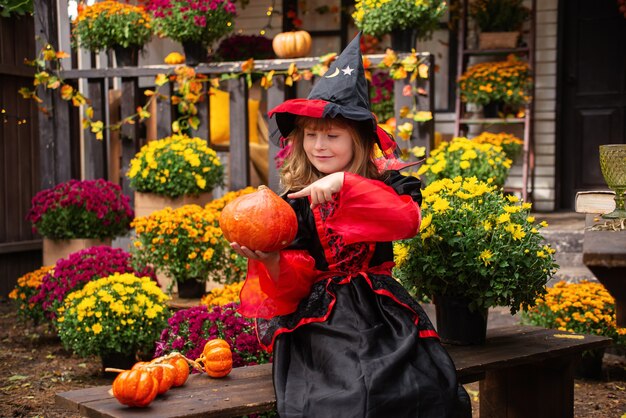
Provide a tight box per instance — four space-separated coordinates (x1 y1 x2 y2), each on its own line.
272 30 312 58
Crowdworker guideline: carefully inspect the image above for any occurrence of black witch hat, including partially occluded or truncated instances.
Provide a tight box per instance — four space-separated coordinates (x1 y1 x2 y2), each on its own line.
269 32 415 168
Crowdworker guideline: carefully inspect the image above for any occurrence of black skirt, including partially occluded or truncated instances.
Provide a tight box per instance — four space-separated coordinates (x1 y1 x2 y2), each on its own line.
270 275 471 418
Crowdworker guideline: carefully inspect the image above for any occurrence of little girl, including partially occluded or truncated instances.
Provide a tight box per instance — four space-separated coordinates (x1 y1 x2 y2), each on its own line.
231 33 470 418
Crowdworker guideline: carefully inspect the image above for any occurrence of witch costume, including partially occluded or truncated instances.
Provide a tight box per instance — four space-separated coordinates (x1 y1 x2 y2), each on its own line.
238 33 471 418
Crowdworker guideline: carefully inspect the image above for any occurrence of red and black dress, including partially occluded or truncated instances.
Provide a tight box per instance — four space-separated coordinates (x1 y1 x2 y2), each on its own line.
239 172 470 418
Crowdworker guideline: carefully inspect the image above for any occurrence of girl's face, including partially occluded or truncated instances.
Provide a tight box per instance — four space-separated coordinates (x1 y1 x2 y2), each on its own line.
302 125 354 174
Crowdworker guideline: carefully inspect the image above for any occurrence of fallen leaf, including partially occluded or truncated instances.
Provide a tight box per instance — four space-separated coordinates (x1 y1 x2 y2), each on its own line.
553 333 584 339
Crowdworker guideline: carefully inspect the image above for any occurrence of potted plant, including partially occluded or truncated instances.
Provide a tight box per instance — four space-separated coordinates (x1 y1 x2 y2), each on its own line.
30 246 157 322
131 187 254 297
369 70 395 123
56 272 170 371
27 179 134 266
471 131 524 162
71 0 153 66
127 133 224 218
415 137 513 187
457 54 532 116
213 34 275 62
154 303 270 366
522 281 626 378
145 0 237 66
8 266 54 325
351 0 446 51
394 176 558 344
200 281 244 307
469 0 530 50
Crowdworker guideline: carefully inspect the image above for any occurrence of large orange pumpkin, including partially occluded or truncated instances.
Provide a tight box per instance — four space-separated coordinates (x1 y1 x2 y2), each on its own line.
112 369 159 407
272 31 312 58
133 362 175 395
201 339 232 378
219 185 298 252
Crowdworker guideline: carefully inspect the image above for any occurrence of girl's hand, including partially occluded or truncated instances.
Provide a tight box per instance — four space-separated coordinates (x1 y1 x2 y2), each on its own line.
287 172 344 209
230 242 280 279
230 242 278 263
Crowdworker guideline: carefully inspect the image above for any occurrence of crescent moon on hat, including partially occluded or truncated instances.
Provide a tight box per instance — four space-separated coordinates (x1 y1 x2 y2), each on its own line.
324 68 340 78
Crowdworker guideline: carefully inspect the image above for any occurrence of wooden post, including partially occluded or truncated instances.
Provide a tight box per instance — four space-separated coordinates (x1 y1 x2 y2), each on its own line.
267 76 287 192
227 78 250 191
119 78 140 204
84 78 107 179
156 84 173 139
196 84 209 142
393 53 434 159
33 0 72 188
480 356 576 418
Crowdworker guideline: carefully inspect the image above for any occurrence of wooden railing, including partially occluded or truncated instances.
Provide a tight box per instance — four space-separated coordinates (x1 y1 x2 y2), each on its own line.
40 54 434 201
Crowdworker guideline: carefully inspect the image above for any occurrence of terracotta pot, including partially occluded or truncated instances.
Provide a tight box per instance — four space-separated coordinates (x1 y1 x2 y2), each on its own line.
101 352 136 375
182 41 207 66
133 192 213 219
478 32 519 50
434 295 489 345
575 348 605 380
176 279 206 299
390 28 418 53
113 45 140 67
43 238 112 267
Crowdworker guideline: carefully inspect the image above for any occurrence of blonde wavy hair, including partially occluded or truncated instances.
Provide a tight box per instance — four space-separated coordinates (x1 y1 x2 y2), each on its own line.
280 116 381 193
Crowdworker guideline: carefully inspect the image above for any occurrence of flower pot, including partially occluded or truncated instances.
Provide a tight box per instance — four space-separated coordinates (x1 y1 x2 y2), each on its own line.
390 28 418 53
575 348 605 380
177 279 206 299
434 295 489 345
43 238 112 267
478 32 519 50
182 41 207 66
133 191 213 219
101 352 136 375
113 45 140 67
482 101 505 118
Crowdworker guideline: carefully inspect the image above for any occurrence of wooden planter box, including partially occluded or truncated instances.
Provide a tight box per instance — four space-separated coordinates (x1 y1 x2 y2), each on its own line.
134 192 213 219
43 238 112 266
478 32 519 49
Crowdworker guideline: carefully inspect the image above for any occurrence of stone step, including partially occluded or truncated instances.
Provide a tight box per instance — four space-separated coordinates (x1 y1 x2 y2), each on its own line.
541 229 584 253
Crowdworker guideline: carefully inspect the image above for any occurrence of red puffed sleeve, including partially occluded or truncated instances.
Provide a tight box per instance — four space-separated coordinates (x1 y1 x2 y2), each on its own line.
238 250 318 319
325 172 421 244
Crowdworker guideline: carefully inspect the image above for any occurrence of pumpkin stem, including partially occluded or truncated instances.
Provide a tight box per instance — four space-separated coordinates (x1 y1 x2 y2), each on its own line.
258 185 268 190
104 367 126 373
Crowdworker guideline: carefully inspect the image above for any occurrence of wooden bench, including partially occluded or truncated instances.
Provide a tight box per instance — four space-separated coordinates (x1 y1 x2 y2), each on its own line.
56 325 611 418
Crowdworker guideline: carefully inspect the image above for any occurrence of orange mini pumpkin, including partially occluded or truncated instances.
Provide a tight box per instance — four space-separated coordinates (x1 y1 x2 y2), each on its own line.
219 185 298 252
133 362 175 395
272 30 312 58
156 353 190 387
201 339 232 378
112 369 159 407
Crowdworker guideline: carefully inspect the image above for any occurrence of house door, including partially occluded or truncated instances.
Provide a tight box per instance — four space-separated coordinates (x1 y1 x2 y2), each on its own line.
558 0 626 209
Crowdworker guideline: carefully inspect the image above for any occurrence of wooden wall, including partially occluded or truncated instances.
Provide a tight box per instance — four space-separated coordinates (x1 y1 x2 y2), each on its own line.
0 15 42 300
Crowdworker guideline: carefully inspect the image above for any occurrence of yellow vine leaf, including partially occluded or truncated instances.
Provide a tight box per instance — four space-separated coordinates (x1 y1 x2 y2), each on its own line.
155 73 168 86
60 85 73 100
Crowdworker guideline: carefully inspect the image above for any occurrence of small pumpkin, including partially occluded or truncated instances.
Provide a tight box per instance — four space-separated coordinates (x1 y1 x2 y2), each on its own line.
164 52 185 65
272 30 312 58
199 339 233 378
153 353 190 387
112 369 159 407
219 185 298 252
133 362 175 395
